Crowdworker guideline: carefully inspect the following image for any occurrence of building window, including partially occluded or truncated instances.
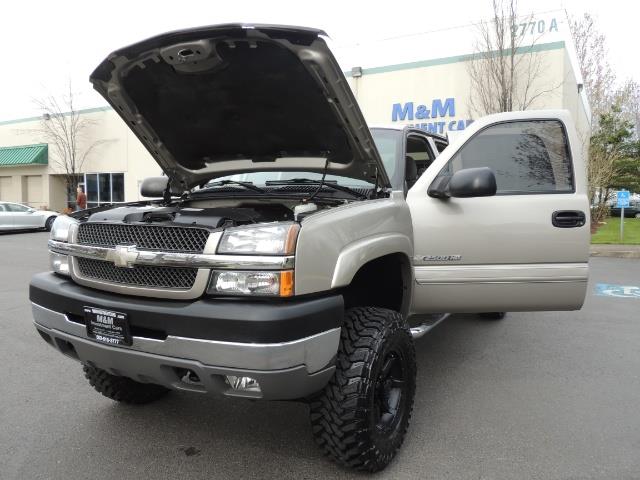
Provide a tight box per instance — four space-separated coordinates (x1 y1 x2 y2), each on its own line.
86 173 98 208
99 174 110 204
84 173 125 208
112 173 125 202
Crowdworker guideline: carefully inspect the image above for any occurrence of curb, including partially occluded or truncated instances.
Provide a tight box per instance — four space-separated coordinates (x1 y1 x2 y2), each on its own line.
590 245 640 259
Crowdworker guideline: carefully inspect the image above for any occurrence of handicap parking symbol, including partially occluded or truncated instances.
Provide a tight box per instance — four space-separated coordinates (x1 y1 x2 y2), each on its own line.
595 283 640 299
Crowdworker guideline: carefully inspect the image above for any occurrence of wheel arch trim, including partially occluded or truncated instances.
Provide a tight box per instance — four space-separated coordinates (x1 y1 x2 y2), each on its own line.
331 234 414 316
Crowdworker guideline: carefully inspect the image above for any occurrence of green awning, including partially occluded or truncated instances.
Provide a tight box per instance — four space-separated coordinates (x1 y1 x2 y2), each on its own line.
0 143 48 167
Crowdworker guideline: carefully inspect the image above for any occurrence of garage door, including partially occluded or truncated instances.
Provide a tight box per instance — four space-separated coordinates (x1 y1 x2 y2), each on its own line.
26 175 43 207
0 176 12 201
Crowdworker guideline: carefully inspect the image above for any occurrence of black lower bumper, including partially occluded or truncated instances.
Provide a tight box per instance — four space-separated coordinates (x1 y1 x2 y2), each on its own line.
29 273 343 343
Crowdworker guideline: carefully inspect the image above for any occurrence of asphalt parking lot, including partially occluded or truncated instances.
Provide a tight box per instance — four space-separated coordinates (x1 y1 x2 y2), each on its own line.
1 231 639 479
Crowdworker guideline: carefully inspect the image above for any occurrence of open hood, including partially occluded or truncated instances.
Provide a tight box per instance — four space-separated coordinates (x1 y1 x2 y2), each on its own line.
90 24 390 191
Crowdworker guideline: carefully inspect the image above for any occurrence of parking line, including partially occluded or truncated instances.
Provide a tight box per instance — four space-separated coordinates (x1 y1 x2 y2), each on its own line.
595 283 640 299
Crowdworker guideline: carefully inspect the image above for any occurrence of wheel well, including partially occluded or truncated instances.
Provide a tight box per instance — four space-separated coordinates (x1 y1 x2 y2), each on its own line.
342 253 412 317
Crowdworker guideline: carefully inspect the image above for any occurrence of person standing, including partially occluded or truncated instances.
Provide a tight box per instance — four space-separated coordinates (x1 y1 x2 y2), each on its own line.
76 186 87 211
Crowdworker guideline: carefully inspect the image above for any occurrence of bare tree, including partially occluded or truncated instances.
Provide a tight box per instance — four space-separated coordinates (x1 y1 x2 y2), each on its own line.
616 79 640 139
29 81 108 203
467 0 561 116
569 13 616 127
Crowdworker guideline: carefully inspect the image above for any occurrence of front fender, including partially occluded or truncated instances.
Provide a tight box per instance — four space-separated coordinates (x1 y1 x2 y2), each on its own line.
294 196 414 296
331 233 413 288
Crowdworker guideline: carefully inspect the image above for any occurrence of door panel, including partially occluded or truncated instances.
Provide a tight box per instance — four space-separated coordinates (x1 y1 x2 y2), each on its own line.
413 262 588 312
25 210 43 228
0 177 12 201
0 213 18 230
407 110 589 314
26 175 43 207
12 211 32 227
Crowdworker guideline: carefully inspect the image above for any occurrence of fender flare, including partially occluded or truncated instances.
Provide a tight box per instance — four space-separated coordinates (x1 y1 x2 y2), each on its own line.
330 233 413 289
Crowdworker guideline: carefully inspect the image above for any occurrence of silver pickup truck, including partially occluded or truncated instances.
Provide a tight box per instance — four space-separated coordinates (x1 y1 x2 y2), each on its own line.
29 24 590 472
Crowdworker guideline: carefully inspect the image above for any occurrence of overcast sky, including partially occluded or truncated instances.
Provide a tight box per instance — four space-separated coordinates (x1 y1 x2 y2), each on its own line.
1 0 636 121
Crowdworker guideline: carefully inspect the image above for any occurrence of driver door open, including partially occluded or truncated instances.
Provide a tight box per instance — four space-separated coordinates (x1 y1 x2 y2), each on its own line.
406 111 589 314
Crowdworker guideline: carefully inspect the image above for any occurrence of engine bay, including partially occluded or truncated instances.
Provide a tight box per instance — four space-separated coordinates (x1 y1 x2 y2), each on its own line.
81 198 330 230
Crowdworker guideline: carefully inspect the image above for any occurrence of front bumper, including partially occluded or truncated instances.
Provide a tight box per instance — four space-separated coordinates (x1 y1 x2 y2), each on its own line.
30 273 343 400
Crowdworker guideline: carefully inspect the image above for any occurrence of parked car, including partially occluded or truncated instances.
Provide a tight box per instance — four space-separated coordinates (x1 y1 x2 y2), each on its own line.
0 202 58 231
29 24 590 472
610 201 640 218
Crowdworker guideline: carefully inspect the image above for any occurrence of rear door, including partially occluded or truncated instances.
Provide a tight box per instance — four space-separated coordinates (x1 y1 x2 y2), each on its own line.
407 110 589 313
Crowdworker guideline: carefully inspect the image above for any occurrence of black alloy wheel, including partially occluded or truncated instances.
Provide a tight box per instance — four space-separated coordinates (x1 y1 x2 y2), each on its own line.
373 350 406 435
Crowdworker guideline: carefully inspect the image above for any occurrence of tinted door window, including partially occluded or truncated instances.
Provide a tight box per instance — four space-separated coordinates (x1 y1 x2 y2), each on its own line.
439 120 573 194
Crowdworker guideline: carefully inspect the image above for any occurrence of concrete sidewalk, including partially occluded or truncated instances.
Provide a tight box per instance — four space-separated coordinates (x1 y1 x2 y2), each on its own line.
590 244 640 259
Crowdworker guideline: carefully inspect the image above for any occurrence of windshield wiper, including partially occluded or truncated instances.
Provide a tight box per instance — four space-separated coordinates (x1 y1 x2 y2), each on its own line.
204 180 266 194
265 178 368 199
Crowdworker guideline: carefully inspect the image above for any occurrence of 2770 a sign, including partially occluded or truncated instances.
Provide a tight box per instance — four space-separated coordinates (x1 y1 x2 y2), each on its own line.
512 17 559 37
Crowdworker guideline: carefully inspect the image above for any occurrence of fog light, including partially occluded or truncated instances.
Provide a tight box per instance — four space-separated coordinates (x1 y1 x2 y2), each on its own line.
50 252 70 276
225 375 261 393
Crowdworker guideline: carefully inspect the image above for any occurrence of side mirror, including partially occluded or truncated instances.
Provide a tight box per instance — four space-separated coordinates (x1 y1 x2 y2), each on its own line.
428 167 497 199
449 167 497 198
140 176 170 198
27 208 36 213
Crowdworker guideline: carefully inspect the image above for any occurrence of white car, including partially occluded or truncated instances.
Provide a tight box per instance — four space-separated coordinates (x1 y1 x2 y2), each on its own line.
0 202 58 231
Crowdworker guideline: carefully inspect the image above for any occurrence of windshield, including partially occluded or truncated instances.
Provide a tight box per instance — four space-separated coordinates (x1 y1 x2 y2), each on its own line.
207 128 402 188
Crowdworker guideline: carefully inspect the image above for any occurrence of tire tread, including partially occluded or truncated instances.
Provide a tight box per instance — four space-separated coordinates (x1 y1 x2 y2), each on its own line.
83 365 169 405
309 307 416 472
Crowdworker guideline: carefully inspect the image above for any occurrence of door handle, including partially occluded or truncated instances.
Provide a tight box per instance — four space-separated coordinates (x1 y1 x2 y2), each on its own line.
552 210 586 228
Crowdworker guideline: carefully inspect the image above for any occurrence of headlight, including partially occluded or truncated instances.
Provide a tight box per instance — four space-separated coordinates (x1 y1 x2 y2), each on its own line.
49 215 77 277
217 223 299 255
49 215 78 242
208 270 294 297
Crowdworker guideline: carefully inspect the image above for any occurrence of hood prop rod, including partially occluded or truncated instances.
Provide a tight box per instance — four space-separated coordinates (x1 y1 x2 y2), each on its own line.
163 177 173 205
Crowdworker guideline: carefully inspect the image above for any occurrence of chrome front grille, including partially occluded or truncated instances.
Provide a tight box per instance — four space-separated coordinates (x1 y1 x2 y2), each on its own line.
77 258 198 290
77 223 210 253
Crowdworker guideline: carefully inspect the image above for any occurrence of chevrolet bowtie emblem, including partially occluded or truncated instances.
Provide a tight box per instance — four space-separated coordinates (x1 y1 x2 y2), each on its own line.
111 244 139 268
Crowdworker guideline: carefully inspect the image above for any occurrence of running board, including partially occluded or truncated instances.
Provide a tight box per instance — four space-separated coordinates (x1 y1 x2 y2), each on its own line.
410 313 450 339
